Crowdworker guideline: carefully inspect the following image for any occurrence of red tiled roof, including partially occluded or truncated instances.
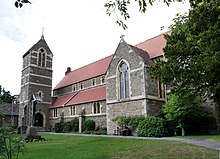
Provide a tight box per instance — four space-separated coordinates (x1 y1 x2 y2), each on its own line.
51 93 76 108
53 55 113 90
135 31 171 59
66 86 106 106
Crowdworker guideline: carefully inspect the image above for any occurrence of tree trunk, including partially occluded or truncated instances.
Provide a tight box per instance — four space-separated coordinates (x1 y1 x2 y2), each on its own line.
179 123 185 136
181 127 185 136
214 103 220 133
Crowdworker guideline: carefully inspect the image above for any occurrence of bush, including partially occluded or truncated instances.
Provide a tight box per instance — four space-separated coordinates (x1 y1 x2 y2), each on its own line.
63 121 72 133
63 118 79 132
70 118 79 132
84 120 95 131
0 127 26 159
93 129 107 135
55 118 79 133
54 122 64 133
137 116 167 137
113 115 145 131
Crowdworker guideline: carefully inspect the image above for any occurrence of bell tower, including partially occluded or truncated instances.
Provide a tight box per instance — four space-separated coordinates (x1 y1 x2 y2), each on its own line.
19 34 53 131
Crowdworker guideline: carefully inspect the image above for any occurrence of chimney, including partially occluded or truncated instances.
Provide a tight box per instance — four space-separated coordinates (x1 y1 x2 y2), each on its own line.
65 67 71 75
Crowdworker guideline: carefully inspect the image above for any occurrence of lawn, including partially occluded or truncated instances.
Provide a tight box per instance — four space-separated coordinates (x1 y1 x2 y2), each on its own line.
174 134 220 143
19 133 219 159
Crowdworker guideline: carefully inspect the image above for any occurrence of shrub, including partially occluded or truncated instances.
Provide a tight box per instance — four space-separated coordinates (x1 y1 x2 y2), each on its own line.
84 120 95 131
63 121 72 133
70 118 79 132
113 115 145 131
63 118 79 133
127 116 145 131
137 116 167 137
55 118 79 133
54 122 64 133
0 127 26 159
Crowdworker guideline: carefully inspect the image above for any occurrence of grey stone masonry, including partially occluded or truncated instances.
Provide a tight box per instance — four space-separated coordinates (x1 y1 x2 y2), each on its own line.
19 36 53 131
106 39 164 134
49 100 107 130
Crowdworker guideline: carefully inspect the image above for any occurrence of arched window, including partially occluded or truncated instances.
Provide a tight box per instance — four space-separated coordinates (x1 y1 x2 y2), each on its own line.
119 62 129 99
38 48 46 67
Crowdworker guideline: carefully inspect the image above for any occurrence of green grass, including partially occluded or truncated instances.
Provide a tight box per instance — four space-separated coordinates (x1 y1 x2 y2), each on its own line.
174 134 220 143
19 133 219 159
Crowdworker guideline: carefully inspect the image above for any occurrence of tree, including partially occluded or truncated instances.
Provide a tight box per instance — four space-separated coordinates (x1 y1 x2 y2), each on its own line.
149 1 220 105
14 0 31 8
0 85 13 104
162 93 214 136
13 0 188 29
104 0 188 29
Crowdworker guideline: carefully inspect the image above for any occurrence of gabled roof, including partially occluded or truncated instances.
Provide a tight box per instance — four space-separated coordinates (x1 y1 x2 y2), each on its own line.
53 55 113 90
135 31 170 59
66 86 106 106
51 93 76 108
129 45 155 66
23 36 53 58
50 86 106 108
0 103 19 115
53 31 168 91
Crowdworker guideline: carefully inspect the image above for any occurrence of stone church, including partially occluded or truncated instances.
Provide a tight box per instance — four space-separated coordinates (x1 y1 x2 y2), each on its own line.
19 32 168 134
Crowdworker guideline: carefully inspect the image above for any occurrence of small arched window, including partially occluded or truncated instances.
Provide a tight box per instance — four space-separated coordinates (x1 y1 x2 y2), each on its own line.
92 102 101 114
119 62 129 99
38 48 46 67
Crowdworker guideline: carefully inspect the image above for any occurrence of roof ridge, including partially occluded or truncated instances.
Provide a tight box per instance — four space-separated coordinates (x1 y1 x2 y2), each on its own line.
69 54 113 73
135 30 170 47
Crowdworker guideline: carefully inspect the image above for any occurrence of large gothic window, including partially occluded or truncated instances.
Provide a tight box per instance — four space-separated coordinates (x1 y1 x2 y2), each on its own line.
119 62 129 99
38 48 46 67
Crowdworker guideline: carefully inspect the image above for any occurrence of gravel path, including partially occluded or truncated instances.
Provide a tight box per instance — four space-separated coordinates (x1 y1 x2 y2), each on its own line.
43 132 220 151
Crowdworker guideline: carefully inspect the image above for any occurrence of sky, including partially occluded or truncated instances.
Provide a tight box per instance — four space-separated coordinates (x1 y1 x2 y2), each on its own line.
0 0 190 95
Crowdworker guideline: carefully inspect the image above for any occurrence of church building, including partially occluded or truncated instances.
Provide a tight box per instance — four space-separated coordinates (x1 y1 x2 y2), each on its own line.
19 32 168 134
50 33 167 134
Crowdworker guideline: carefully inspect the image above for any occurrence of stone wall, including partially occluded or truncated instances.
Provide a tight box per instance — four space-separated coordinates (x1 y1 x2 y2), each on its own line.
49 100 107 130
106 39 165 134
106 40 148 134
107 99 147 134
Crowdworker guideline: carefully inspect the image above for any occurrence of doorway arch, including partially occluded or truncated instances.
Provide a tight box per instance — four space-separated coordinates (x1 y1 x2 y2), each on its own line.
34 112 44 127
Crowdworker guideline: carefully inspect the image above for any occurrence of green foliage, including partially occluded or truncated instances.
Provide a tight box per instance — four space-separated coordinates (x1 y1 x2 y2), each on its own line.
0 85 13 104
113 115 145 131
0 127 26 159
54 118 79 133
83 120 96 131
54 122 64 133
149 1 220 105
162 93 214 135
104 0 186 29
82 127 107 135
137 116 167 137
63 118 79 133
